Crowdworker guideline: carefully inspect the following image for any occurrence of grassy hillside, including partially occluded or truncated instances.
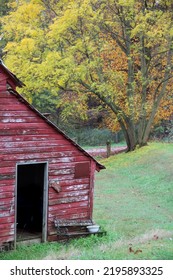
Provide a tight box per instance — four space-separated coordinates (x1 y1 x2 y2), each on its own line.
93 142 173 259
0 142 173 260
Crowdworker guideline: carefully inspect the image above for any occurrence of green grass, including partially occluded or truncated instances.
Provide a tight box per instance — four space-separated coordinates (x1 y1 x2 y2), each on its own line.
0 142 173 260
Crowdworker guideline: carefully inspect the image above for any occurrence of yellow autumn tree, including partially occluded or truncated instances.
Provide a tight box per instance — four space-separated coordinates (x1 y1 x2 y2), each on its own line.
1 0 173 151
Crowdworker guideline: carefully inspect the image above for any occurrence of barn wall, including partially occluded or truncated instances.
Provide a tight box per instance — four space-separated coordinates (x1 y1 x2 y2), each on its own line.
0 89 94 246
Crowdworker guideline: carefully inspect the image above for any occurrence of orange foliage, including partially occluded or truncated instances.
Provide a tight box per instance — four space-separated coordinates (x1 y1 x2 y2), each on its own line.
100 35 173 132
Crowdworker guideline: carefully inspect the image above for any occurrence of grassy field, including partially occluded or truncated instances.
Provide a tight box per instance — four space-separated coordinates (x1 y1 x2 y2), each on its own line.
0 142 173 260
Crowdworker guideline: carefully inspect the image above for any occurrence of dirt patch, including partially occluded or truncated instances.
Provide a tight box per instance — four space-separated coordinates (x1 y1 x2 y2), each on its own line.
131 229 173 245
99 229 173 253
86 146 127 157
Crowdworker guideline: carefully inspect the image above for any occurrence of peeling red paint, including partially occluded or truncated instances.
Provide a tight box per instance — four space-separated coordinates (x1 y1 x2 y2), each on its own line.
0 62 105 250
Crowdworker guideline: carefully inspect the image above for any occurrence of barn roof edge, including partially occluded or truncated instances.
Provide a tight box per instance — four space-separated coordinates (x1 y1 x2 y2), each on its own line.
0 60 25 88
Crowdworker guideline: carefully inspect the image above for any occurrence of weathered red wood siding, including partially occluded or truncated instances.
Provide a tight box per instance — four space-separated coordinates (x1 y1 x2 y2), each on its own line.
0 62 105 248
0 87 96 246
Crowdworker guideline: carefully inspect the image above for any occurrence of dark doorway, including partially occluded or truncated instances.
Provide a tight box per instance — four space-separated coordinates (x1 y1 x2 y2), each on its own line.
16 163 47 241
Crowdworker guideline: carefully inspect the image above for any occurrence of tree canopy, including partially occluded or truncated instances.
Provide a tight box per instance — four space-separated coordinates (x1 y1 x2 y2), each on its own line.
1 0 173 150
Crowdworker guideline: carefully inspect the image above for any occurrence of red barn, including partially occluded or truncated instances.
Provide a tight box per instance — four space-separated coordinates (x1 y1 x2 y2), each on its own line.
0 61 105 251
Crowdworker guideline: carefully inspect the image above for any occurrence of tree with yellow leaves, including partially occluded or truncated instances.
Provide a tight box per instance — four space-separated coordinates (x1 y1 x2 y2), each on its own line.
1 0 173 151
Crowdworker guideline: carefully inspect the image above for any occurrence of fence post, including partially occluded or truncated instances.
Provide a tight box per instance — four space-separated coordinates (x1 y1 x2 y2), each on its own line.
106 141 111 158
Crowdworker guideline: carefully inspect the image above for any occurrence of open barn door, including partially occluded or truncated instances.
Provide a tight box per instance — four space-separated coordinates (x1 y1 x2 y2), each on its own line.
15 162 48 245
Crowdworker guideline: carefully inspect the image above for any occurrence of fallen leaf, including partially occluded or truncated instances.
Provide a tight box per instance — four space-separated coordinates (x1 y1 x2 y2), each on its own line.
134 249 142 254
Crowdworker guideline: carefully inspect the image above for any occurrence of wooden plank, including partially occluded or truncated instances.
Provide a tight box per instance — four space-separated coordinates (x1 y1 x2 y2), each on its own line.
54 219 92 227
0 110 41 117
49 195 89 206
0 92 15 98
50 174 75 181
48 207 89 218
49 184 89 199
0 86 7 92
0 167 15 174
0 223 14 230
0 140 72 148
0 145 76 154
0 179 15 187
49 217 90 229
49 213 88 223
0 186 15 194
0 160 48 168
89 160 96 219
0 127 79 136
49 168 74 176
53 231 106 238
49 211 89 221
0 91 12 96
0 158 88 167
0 192 14 199
0 197 14 206
49 230 105 237
42 161 48 243
0 216 14 224
0 93 24 99
1 151 82 161
0 128 58 136
49 162 75 169
48 156 89 164
0 161 15 168
49 178 89 188
47 235 59 242
0 210 15 218
0 104 32 111
0 142 77 152
0 174 15 180
49 201 88 212
60 184 89 192
48 215 90 225
0 180 15 188
0 122 50 129
49 190 89 199
0 116 44 123
0 98 24 105
0 134 66 142
0 228 14 237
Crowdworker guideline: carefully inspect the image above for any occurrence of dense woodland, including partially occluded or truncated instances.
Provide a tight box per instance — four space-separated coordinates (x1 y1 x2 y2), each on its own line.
0 0 173 149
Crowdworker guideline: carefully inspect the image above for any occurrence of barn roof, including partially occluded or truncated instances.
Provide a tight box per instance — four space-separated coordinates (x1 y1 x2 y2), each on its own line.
0 61 105 171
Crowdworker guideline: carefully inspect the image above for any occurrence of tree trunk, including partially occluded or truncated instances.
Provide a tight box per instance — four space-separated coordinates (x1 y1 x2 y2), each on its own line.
119 118 137 151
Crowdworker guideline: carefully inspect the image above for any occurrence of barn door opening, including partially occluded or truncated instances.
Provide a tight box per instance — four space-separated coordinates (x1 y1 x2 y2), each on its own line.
15 162 48 243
